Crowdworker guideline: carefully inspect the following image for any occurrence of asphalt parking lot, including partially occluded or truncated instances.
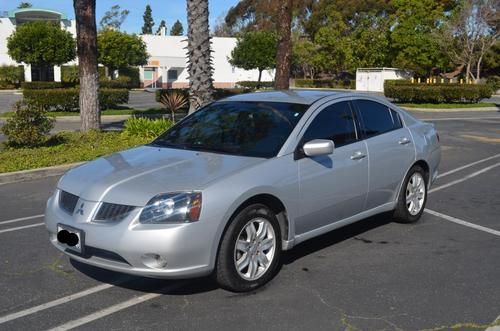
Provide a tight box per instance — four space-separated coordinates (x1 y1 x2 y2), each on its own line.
0 110 499 331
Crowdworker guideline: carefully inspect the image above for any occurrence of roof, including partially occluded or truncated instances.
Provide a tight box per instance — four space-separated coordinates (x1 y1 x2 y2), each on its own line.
223 90 342 105
8 8 67 22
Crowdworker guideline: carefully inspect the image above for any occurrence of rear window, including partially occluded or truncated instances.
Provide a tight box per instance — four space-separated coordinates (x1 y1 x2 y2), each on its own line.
354 100 403 138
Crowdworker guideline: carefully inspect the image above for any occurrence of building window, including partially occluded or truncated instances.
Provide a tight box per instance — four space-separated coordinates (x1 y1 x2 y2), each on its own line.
231 66 236 74
167 69 178 80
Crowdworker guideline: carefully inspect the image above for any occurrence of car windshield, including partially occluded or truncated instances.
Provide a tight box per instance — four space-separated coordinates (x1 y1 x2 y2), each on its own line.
151 101 308 158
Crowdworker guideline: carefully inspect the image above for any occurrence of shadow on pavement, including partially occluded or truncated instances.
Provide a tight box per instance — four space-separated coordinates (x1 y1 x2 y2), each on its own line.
71 212 394 295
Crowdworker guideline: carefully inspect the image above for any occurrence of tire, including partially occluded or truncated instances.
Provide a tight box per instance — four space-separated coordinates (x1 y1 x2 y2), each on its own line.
393 165 428 223
215 204 282 292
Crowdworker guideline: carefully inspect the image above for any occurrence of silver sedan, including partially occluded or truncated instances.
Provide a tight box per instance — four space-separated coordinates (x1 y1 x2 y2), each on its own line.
45 90 440 292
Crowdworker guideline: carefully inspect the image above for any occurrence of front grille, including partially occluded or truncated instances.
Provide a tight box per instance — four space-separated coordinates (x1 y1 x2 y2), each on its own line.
94 203 135 222
59 190 79 214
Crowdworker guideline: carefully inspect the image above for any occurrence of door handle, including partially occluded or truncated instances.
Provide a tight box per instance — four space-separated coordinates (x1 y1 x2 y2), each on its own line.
398 137 411 145
350 151 366 160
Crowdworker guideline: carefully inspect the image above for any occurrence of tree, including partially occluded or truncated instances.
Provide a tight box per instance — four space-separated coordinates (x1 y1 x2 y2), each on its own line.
156 20 167 35
170 20 184 36
229 31 277 85
7 21 76 69
350 12 391 68
390 0 448 76
99 4 129 30
275 0 293 89
74 0 100 131
313 9 354 75
98 29 148 77
213 14 233 37
186 0 214 114
292 38 321 79
439 0 499 82
142 5 154 34
17 2 32 8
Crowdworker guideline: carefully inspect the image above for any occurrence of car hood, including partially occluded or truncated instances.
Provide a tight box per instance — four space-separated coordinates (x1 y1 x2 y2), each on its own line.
58 145 264 206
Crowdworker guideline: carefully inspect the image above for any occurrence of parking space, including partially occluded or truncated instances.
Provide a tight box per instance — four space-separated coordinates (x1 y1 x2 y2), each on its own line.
0 110 499 330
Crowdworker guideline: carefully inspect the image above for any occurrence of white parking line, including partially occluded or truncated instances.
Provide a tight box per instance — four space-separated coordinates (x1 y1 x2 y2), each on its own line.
47 282 185 331
0 214 44 225
425 209 500 237
0 223 44 234
430 162 500 193
0 284 114 325
437 153 500 178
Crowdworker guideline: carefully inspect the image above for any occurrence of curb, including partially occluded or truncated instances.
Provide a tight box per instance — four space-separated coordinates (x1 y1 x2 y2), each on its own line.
400 106 499 112
0 162 85 185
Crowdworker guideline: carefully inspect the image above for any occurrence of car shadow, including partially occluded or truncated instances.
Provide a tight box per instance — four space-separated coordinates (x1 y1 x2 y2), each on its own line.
71 212 393 295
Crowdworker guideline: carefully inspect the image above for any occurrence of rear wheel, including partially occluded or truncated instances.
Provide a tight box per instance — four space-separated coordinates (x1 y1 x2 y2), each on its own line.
215 204 281 292
393 165 427 223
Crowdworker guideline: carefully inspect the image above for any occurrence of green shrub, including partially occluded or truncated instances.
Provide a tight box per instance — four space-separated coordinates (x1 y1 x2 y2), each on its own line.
99 77 132 89
61 65 108 83
384 83 492 103
294 79 355 89
122 117 174 140
119 67 140 88
23 88 129 111
0 65 24 88
486 76 500 92
61 65 80 83
98 88 129 108
236 81 274 89
155 88 251 103
23 88 79 111
21 81 77 89
1 101 55 147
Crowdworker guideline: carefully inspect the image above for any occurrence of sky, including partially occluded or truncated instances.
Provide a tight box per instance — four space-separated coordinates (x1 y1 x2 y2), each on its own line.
2 0 240 34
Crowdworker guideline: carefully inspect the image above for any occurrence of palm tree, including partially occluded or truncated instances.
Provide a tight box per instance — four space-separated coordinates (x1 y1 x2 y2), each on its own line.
186 0 214 114
73 0 100 131
275 0 293 89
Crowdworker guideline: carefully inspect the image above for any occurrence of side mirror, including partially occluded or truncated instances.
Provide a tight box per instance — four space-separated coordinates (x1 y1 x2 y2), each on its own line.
303 139 334 157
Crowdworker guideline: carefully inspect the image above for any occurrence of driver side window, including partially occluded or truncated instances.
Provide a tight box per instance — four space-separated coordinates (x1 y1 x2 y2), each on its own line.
302 101 358 148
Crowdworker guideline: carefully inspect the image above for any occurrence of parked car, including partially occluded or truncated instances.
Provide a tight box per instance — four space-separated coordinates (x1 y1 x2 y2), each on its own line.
45 90 441 292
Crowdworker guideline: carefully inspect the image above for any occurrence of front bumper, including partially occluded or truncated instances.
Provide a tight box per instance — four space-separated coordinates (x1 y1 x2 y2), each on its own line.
45 193 216 279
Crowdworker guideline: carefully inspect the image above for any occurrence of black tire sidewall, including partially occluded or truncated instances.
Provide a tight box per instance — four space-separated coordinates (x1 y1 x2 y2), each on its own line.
216 204 282 292
395 165 428 223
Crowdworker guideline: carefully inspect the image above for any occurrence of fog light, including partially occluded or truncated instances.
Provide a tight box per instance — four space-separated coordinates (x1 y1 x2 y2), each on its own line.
141 253 168 269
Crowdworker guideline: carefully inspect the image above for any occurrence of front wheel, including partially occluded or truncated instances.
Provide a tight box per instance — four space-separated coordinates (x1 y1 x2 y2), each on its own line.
215 204 282 292
393 165 428 223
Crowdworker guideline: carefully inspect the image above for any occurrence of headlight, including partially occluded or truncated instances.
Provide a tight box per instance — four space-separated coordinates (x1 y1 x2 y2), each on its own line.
139 192 202 224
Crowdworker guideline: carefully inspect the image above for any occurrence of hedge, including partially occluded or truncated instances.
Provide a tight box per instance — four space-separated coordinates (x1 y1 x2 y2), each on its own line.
294 79 355 89
21 81 77 89
0 65 24 89
155 88 253 103
62 65 140 88
384 83 492 103
236 81 274 89
23 88 129 111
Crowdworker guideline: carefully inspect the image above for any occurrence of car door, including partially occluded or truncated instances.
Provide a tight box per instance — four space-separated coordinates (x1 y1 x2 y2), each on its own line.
295 100 369 235
352 99 415 210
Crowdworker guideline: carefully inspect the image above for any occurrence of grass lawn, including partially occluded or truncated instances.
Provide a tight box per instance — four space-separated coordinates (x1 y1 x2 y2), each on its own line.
0 107 166 118
396 102 497 109
0 131 150 173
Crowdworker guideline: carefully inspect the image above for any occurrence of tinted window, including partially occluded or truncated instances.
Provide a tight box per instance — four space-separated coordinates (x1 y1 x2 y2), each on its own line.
302 101 357 147
354 100 402 138
153 101 308 158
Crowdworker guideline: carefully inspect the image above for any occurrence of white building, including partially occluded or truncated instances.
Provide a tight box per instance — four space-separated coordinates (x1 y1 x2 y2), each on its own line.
356 68 413 92
140 35 274 88
0 8 77 82
0 7 273 88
